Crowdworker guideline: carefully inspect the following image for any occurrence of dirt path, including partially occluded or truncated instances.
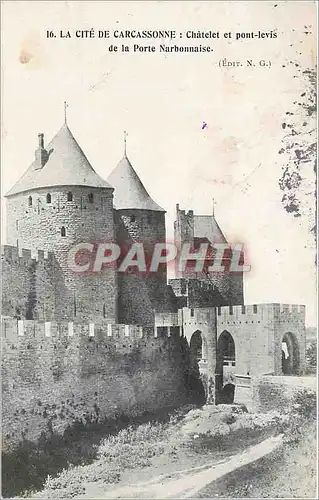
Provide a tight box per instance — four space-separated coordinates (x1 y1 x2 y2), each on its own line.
89 434 283 499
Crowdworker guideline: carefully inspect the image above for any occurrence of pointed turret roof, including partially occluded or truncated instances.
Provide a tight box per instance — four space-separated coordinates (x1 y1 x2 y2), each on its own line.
107 154 165 212
6 123 112 197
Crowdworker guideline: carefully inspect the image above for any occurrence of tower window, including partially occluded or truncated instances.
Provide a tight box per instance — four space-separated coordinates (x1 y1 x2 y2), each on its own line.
190 309 194 317
253 304 258 314
46 193 51 204
88 193 94 204
28 196 32 206
130 214 136 222
61 226 66 237
67 192 73 202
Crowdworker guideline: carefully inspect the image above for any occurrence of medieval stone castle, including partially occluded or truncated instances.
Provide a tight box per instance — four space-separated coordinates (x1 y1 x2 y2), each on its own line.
1 118 306 453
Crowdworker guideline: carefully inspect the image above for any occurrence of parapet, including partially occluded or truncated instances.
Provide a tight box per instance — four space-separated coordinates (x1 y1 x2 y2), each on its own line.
181 306 216 325
275 303 306 316
1 318 181 342
169 277 218 297
1 244 53 265
175 205 194 221
155 311 179 327
217 303 306 324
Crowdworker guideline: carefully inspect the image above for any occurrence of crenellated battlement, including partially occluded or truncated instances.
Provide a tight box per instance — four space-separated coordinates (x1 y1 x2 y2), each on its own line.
1 244 54 265
155 311 179 327
1 317 181 342
217 303 305 325
2 317 187 458
169 278 218 294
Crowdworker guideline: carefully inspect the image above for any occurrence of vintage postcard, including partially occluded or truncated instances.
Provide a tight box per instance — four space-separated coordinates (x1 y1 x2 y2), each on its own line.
1 1 317 498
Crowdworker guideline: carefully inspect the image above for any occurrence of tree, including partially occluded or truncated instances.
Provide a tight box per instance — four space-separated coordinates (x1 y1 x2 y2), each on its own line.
306 341 317 367
278 63 317 245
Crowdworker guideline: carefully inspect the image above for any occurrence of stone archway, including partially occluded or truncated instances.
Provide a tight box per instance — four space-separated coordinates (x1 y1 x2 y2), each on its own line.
216 330 236 404
189 330 207 363
282 332 300 375
188 330 207 404
190 330 202 363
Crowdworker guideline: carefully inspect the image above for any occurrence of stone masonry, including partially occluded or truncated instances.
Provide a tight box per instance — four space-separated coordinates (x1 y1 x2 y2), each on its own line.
1 118 307 453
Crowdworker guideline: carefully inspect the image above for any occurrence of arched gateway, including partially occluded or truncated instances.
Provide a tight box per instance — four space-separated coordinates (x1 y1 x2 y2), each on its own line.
190 330 207 363
188 330 206 404
282 332 300 375
216 330 236 404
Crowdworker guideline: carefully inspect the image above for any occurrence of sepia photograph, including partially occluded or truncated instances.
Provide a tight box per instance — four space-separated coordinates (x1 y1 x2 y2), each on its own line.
1 1 317 498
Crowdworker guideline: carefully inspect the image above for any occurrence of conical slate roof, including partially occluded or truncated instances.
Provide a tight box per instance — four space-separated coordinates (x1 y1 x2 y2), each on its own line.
6 123 112 197
107 154 165 212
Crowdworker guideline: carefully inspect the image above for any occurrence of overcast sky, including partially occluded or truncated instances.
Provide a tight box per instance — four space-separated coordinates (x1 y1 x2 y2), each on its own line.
1 1 317 325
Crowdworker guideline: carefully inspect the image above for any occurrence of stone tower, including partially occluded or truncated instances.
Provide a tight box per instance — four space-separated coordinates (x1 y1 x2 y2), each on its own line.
108 149 176 325
173 204 244 306
5 122 117 322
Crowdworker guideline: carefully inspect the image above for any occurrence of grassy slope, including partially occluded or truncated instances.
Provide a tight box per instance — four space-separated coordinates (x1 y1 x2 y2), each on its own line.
23 405 289 499
196 420 317 498
10 392 317 500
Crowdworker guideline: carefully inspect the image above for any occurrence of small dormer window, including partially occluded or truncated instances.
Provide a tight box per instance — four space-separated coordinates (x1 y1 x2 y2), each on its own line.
88 193 94 204
61 226 66 237
130 215 136 223
28 196 32 206
67 192 73 202
46 193 51 204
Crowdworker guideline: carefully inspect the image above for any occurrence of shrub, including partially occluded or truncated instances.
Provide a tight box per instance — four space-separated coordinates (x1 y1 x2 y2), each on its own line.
280 388 317 445
35 470 86 499
290 388 317 419
306 341 317 366
98 422 165 453
97 421 166 472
